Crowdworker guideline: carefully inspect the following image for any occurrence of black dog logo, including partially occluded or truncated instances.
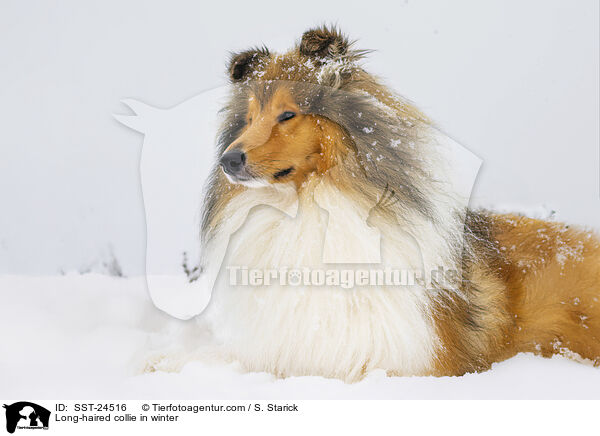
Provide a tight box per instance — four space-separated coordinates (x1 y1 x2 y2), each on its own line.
3 402 50 434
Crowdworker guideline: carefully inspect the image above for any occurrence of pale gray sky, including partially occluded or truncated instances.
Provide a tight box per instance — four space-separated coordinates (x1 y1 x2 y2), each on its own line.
0 0 598 275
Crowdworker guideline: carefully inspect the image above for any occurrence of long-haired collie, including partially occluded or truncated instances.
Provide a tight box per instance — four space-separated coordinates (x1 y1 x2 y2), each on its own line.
189 26 600 382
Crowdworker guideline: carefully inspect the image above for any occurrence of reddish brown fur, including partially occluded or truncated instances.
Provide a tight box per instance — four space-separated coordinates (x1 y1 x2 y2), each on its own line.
224 88 349 189
494 215 600 362
432 213 600 375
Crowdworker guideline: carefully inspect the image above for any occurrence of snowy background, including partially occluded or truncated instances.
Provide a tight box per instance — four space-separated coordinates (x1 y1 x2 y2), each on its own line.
0 0 598 398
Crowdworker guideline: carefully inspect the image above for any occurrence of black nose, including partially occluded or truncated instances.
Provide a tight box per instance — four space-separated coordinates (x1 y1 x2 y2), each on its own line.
220 150 246 175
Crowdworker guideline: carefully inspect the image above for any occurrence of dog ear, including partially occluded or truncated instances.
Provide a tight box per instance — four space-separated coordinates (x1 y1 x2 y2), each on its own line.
228 47 270 82
299 26 350 58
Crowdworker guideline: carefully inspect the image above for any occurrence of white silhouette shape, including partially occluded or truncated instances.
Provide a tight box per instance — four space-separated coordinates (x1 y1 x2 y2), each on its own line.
115 88 481 320
18 406 36 426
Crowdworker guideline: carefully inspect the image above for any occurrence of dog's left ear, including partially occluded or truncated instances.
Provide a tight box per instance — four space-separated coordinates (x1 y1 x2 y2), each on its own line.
299 26 350 58
228 47 270 82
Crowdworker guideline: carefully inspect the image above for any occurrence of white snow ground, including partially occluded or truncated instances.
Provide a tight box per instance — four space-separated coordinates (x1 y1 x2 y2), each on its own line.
1 274 599 400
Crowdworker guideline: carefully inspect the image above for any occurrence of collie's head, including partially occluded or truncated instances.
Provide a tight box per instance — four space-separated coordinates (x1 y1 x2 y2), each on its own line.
203 26 459 239
218 83 327 188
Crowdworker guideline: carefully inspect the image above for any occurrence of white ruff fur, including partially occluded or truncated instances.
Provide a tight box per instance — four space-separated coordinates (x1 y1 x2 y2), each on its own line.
201 166 467 381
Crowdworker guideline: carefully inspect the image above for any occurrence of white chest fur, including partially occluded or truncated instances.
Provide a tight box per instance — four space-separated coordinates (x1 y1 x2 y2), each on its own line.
202 181 444 381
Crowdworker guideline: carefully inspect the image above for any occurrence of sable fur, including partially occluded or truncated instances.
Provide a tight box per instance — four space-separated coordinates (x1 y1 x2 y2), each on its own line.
196 26 600 381
299 26 350 58
228 47 271 82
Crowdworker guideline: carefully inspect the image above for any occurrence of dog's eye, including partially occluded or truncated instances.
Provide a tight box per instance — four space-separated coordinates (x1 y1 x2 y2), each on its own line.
278 111 296 122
